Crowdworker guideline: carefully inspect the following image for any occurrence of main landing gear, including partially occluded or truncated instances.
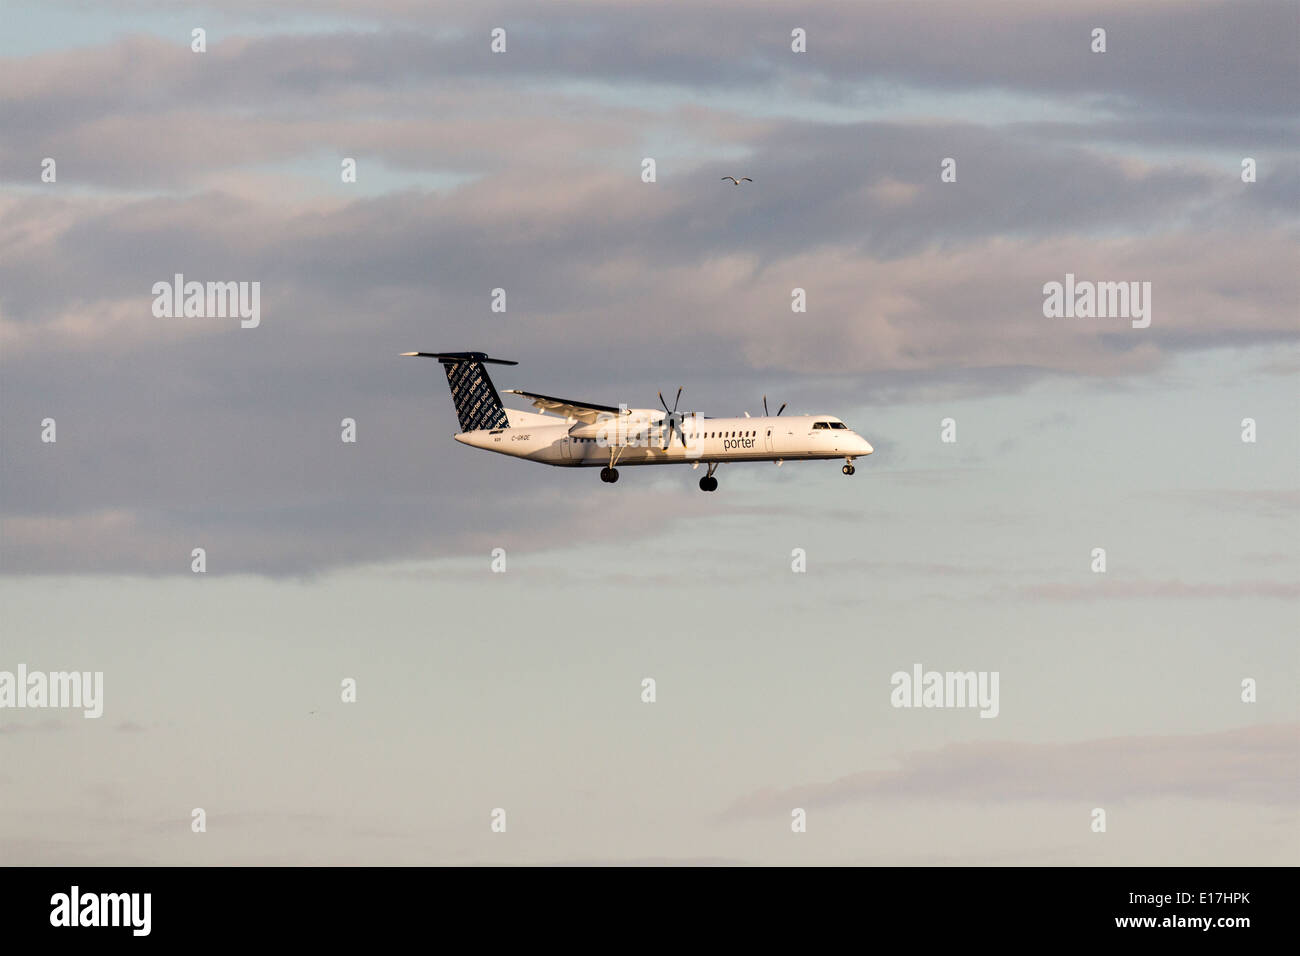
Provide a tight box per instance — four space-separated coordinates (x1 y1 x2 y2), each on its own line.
842 458 856 476
601 442 627 483
698 462 719 492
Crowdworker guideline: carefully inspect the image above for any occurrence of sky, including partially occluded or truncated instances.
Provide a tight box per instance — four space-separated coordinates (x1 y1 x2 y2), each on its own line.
0 0 1296 865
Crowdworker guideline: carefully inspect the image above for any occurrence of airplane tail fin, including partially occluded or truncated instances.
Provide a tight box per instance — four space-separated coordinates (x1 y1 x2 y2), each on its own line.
402 351 518 432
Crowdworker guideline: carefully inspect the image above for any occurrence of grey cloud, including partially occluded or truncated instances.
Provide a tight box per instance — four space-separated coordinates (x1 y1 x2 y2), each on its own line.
0 192 1292 577
1177 490 1300 518
0 718 72 735
2 2 1295 578
1020 578 1300 601
18 0 1295 120
539 857 749 867
4 0 1298 193
720 722 1300 820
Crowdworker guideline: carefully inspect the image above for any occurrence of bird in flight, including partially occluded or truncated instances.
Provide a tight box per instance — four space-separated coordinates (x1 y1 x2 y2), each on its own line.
721 176 753 185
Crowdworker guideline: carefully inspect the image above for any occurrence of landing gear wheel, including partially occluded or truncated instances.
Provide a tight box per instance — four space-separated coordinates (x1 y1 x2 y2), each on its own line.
699 476 718 492
842 464 852 475
848 465 856 475
607 467 619 483
600 467 611 482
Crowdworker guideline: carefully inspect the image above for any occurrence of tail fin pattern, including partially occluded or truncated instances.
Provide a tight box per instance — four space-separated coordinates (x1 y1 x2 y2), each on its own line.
402 351 517 432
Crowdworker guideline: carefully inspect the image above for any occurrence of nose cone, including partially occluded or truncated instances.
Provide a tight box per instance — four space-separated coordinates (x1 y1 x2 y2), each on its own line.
858 436 874 455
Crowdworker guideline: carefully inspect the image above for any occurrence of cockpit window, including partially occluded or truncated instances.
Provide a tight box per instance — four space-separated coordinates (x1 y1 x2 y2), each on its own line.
813 422 830 429
829 422 848 429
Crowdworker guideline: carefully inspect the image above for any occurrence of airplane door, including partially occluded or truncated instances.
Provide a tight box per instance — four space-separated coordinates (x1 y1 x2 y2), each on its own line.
765 427 774 453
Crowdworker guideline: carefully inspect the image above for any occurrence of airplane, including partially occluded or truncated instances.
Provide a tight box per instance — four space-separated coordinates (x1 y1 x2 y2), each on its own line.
403 351 873 491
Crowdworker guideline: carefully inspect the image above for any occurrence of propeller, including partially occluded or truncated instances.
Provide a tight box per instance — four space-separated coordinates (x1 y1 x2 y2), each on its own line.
655 387 689 449
763 395 787 417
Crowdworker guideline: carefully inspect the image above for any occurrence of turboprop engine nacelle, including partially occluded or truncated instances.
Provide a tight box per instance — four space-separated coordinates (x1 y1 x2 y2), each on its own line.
568 409 695 445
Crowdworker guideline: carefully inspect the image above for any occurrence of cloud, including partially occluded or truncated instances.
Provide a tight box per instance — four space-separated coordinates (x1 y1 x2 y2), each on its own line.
11 1 1297 121
1178 490 1300 519
1 1 1295 577
1 174 1293 574
0 718 71 735
720 722 1300 820
538 856 749 867
1021 578 1300 601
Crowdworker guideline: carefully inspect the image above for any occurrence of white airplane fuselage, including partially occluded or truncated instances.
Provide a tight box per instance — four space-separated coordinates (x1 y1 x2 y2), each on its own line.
455 411 873 467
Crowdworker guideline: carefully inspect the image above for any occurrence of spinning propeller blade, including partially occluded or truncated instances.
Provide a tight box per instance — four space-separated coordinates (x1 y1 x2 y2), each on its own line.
656 387 687 448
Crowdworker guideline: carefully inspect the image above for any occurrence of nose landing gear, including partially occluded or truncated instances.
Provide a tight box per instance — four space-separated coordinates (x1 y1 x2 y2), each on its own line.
842 459 856 476
600 467 620 483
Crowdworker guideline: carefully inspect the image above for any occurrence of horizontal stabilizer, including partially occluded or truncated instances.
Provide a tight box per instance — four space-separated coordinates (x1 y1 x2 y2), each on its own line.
401 351 518 366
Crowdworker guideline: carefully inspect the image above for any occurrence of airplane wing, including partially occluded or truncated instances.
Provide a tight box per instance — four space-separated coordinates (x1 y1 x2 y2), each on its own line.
503 389 627 424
